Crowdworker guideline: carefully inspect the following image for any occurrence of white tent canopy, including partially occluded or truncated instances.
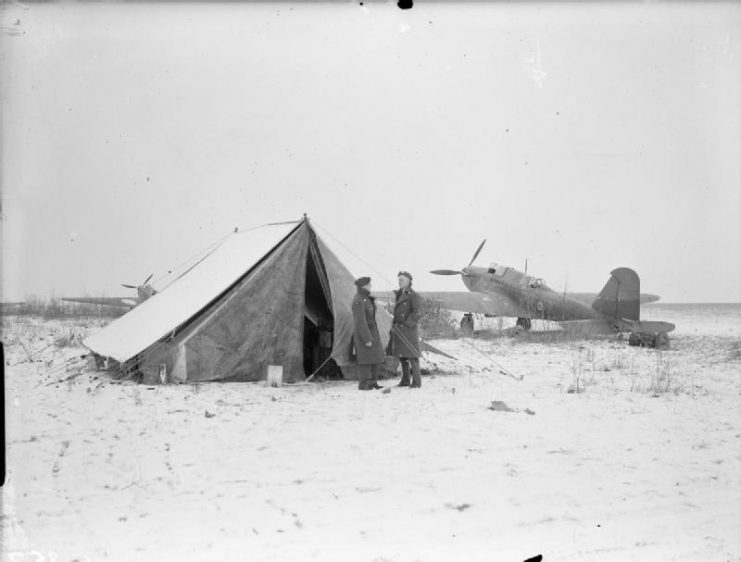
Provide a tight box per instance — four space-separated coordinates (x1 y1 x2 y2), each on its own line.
83 222 298 362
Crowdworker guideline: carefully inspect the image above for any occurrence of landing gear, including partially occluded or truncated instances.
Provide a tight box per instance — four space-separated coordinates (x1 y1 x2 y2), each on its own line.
512 317 532 336
460 313 474 336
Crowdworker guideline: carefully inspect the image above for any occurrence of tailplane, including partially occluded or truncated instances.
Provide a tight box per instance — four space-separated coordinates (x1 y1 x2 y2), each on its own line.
592 268 640 321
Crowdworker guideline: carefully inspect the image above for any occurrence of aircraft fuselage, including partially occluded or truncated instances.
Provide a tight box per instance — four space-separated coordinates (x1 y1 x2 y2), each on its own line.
461 265 605 322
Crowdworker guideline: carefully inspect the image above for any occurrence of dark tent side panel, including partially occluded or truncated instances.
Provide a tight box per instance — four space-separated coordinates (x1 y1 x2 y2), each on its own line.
314 233 391 380
143 224 310 383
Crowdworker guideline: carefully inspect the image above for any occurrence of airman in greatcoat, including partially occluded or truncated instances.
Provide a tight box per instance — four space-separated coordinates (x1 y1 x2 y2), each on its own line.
388 271 423 388
351 276 385 390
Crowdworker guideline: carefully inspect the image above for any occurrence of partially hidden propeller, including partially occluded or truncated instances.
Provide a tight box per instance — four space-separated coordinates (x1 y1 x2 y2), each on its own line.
121 273 154 290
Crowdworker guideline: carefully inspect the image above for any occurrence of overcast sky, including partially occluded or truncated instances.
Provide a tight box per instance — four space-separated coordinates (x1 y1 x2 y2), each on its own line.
1 2 739 303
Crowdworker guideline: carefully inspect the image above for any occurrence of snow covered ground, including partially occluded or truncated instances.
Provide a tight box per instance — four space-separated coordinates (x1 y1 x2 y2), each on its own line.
2 304 740 561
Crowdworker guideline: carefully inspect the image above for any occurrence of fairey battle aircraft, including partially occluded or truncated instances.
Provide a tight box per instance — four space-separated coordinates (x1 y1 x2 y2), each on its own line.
62 274 157 310
424 240 675 345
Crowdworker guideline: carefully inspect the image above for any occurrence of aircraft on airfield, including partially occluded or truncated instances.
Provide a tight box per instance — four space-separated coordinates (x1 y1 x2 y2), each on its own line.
420 240 675 345
62 273 157 310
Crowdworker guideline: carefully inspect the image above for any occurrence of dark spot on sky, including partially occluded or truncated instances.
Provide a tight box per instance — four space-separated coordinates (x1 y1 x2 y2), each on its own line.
398 0 413 9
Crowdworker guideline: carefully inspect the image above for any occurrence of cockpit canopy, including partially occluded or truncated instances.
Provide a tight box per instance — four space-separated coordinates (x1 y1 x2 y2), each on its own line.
488 262 547 288
526 276 546 289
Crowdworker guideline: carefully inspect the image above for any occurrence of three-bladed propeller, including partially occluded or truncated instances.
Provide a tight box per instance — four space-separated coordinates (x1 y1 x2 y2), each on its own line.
121 273 154 290
431 239 487 276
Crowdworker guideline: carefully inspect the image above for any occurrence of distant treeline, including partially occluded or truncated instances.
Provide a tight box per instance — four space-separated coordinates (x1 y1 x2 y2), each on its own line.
1 297 126 319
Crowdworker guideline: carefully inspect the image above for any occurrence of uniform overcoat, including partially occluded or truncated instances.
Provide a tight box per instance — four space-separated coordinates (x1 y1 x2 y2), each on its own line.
390 287 422 358
351 288 385 365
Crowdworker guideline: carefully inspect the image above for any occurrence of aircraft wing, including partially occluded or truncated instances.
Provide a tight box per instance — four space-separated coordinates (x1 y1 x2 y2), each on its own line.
61 297 137 309
565 292 661 306
416 291 530 318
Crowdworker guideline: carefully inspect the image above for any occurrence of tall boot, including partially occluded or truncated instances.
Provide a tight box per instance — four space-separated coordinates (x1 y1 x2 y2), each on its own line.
397 359 411 387
409 358 421 388
369 364 383 389
358 365 372 390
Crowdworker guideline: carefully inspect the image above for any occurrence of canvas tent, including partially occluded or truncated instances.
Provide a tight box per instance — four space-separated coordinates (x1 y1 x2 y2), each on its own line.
83 218 392 383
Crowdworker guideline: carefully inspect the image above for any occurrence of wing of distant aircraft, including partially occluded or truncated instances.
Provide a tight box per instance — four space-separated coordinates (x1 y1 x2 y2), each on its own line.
61 274 155 310
61 297 138 309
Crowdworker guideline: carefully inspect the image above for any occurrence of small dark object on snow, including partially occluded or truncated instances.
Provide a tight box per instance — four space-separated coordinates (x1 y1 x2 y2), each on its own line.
524 408 536 415
445 502 471 512
489 401 515 412
523 555 543 562
204 410 215 418
382 387 391 394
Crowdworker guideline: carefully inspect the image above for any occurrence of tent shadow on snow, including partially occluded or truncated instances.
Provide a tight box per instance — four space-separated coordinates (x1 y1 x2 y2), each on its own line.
84 218 397 384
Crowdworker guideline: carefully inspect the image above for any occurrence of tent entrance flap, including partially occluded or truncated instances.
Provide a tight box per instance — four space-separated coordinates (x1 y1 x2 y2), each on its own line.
303 239 340 378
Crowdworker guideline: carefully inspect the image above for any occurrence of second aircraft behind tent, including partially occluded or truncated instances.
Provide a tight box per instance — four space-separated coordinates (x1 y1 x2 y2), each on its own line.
61 274 157 310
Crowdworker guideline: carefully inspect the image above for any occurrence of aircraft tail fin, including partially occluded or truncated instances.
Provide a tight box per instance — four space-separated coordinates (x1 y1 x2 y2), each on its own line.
592 268 640 321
